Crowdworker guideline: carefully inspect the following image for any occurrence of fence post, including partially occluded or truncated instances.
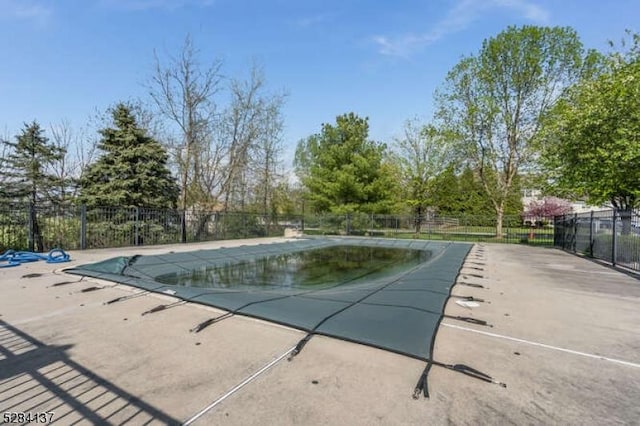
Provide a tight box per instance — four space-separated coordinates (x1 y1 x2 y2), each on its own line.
346 214 351 235
589 211 594 257
572 213 578 253
212 211 218 240
27 202 35 252
505 218 509 244
180 210 187 243
134 207 140 246
558 214 563 248
612 210 617 266
243 213 247 238
370 213 374 237
80 205 87 250
563 214 569 250
463 216 468 242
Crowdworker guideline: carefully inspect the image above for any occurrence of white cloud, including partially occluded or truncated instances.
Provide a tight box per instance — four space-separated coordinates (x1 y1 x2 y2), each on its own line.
494 0 550 22
372 0 550 57
0 0 52 24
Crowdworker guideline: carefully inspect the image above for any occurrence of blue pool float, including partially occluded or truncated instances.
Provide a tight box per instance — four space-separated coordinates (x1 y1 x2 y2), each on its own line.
0 249 71 268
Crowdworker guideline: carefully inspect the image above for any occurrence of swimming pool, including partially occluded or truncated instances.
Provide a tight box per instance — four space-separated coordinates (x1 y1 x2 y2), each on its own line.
66 237 471 361
155 245 431 289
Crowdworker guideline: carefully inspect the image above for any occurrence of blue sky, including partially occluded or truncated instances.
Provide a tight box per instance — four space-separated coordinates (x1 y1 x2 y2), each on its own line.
1 0 638 167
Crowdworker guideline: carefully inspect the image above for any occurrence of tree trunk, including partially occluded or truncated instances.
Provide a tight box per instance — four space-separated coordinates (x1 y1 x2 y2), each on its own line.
29 200 44 252
179 143 190 211
495 204 504 239
620 207 632 236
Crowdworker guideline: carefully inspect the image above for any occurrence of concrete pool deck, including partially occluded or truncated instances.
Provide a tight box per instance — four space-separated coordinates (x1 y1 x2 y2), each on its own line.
1 238 639 425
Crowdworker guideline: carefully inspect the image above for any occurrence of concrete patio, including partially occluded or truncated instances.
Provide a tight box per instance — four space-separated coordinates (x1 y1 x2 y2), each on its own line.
1 238 639 425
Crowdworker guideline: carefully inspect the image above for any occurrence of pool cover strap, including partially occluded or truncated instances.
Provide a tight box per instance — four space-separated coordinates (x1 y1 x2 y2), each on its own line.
459 282 485 288
104 291 150 305
444 315 491 327
191 312 235 333
413 361 434 399
288 333 313 361
451 295 485 303
414 361 507 399
141 300 186 316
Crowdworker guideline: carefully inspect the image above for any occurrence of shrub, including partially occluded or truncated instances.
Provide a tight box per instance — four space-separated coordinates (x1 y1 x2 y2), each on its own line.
592 233 640 264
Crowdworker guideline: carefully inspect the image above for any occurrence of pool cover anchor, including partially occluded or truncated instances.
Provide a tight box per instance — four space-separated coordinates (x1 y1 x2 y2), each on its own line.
49 278 85 288
458 281 485 289
413 361 433 399
451 295 486 303
141 300 186 316
413 361 506 399
288 333 313 361
104 291 150 305
190 312 235 333
444 315 492 327
463 273 485 279
80 286 104 293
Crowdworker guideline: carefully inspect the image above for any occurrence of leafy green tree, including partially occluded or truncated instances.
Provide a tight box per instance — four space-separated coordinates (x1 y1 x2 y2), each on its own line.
393 119 454 229
428 165 460 215
294 113 397 214
436 25 596 236
80 104 179 208
540 32 640 234
1 121 65 250
455 167 489 216
430 166 522 219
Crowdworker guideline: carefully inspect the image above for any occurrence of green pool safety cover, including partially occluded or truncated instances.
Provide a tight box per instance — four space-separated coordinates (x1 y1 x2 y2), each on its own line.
66 238 471 361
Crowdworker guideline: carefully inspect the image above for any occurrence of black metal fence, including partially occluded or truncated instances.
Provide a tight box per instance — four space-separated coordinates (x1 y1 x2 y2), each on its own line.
302 212 554 245
0 204 301 252
5 202 638 271
554 209 640 272
0 203 557 252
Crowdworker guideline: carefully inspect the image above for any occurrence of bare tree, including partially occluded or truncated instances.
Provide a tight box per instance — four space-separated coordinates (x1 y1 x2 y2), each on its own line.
149 35 223 210
128 99 166 142
49 120 97 205
218 64 286 212
49 120 77 205
253 93 286 215
0 128 11 202
147 39 286 216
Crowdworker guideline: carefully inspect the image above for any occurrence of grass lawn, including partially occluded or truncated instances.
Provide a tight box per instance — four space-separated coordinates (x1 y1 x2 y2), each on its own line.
302 227 555 245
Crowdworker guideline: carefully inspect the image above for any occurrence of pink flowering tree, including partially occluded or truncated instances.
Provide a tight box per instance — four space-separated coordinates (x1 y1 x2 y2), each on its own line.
525 197 573 225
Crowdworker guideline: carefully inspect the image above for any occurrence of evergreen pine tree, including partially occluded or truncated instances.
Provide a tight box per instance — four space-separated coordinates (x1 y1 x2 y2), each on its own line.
1 121 65 205
80 104 179 208
457 167 491 217
1 121 65 251
294 113 397 214
429 165 460 215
